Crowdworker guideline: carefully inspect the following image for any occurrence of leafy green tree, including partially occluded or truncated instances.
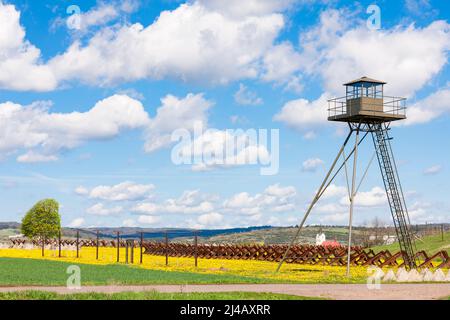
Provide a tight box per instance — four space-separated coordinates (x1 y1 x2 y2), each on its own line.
21 199 61 239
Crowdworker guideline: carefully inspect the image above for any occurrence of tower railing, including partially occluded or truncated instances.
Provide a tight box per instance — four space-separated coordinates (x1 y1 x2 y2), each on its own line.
327 96 407 118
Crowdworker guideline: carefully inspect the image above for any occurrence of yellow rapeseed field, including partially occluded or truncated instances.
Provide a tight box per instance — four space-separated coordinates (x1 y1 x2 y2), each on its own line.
0 247 371 283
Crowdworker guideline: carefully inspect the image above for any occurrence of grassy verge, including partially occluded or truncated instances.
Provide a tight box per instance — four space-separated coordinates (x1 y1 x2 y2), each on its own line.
371 231 450 255
0 257 281 286
0 290 321 300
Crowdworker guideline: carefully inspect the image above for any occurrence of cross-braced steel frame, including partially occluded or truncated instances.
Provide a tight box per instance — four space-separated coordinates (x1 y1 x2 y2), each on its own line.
276 121 417 274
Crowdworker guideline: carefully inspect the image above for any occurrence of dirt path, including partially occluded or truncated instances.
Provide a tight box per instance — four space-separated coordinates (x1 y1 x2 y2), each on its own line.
1 284 449 300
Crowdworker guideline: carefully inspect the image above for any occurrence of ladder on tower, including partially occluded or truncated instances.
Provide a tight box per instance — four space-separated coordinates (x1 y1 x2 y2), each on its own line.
371 123 417 269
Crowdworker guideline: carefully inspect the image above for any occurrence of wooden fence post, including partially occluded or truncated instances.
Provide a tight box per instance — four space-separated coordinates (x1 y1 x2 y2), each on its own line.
116 232 120 263
76 230 79 258
194 231 198 267
41 236 45 257
130 240 134 264
165 232 169 266
96 230 99 260
140 232 143 264
125 241 129 264
58 230 61 258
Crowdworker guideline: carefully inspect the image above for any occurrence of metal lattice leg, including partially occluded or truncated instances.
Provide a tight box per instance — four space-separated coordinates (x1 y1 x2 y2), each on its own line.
371 123 416 269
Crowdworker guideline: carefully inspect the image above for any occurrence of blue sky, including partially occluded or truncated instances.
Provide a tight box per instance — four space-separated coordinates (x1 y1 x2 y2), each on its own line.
0 0 449 229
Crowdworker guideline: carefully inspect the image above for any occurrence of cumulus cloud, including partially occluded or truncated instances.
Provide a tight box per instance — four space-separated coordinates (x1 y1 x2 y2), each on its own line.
0 95 149 162
132 190 216 215
87 203 123 216
320 212 348 224
0 2 57 91
175 128 272 172
128 184 296 223
79 181 155 201
302 158 325 172
137 215 160 225
49 1 285 86
274 11 450 133
197 212 224 227
261 42 303 91
145 93 212 152
273 94 329 135
75 186 89 195
223 183 297 216
1 1 301 90
52 0 140 34
68 217 85 227
321 184 348 199
122 218 137 227
300 10 450 97
404 89 450 125
340 186 387 207
17 151 58 163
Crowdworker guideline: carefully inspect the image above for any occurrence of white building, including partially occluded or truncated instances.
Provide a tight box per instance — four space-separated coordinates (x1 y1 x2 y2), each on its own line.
315 233 326 245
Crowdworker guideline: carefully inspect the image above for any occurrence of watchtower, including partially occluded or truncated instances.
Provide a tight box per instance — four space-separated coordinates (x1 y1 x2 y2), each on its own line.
328 77 406 123
277 77 417 274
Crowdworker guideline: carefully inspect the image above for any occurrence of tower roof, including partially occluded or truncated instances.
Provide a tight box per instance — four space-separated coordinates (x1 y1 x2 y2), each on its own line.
344 76 386 86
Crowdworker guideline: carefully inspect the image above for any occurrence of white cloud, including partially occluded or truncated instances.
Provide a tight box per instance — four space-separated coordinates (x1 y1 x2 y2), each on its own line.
340 186 387 207
234 84 263 106
68 217 85 227
49 1 285 86
273 93 329 135
275 12 450 133
77 1 139 32
320 212 348 224
404 89 450 125
87 203 123 216
223 183 297 216
179 129 271 172
75 186 89 196
302 158 324 172
122 219 137 227
0 95 149 161
16 151 58 163
131 184 296 223
137 215 160 225
197 212 224 226
408 201 430 222
423 164 442 175
261 42 303 91
0 2 57 91
87 181 155 201
145 93 212 152
132 189 216 215
321 184 347 199
316 203 346 214
301 10 450 97
131 202 159 215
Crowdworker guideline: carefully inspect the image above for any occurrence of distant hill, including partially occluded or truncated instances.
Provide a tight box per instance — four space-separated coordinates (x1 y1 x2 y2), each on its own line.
0 222 272 241
0 222 20 230
89 225 273 240
202 226 366 245
1 220 448 249
370 230 450 255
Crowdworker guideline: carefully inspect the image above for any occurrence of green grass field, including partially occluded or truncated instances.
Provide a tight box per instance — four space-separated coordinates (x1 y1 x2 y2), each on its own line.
371 231 450 255
0 257 281 286
0 290 317 300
